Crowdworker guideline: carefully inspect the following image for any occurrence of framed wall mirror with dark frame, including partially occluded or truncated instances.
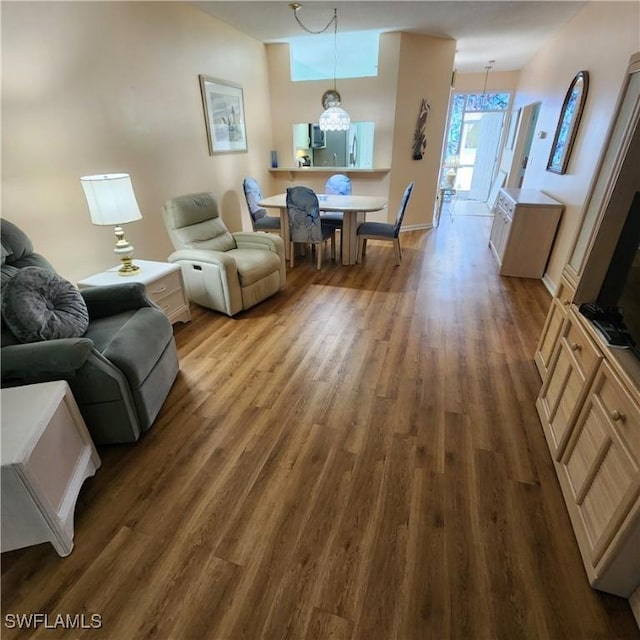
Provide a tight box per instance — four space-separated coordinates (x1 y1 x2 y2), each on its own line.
547 70 589 174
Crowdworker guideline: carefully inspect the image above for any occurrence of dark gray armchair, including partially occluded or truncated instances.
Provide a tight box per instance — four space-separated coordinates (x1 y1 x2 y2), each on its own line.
1 219 179 445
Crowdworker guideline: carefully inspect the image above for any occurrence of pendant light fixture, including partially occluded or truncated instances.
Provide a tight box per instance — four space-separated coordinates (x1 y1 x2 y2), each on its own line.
479 59 496 110
289 3 351 131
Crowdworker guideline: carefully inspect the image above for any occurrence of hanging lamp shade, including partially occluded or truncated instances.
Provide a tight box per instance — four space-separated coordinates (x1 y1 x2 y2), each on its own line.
319 102 351 131
319 89 350 131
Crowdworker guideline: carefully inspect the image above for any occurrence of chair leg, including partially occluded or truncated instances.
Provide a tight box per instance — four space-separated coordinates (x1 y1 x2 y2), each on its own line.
290 242 295 268
330 234 336 261
393 238 402 265
362 238 367 256
317 242 322 270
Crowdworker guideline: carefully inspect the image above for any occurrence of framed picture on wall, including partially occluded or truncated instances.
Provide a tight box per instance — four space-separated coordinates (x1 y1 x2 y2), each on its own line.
199 75 248 155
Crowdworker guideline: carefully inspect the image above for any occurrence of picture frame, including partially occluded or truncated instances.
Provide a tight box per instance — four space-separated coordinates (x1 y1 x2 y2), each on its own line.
547 70 589 174
199 75 248 155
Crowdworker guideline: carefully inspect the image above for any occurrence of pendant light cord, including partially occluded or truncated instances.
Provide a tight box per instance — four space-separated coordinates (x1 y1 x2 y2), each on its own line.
290 4 337 35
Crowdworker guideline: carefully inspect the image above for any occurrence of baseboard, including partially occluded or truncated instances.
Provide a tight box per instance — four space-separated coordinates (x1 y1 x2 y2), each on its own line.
402 223 433 232
541 273 556 296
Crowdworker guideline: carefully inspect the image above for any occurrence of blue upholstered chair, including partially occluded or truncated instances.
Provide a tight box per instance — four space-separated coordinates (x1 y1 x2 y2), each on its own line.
286 186 336 270
322 174 351 258
242 177 281 233
321 173 351 229
356 181 414 265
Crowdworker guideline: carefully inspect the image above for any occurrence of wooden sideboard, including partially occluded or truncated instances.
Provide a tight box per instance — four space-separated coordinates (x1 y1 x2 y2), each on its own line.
534 52 640 603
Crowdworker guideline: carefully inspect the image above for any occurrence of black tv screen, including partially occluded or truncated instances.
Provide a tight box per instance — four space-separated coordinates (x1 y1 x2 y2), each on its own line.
597 191 640 353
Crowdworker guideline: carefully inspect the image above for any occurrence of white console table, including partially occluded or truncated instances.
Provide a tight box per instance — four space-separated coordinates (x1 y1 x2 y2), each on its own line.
1 381 101 556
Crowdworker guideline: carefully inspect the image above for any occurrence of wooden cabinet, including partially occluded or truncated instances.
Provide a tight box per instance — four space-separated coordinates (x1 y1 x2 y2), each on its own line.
489 188 563 278
556 359 640 597
534 52 640 602
535 276 576 378
537 308 602 459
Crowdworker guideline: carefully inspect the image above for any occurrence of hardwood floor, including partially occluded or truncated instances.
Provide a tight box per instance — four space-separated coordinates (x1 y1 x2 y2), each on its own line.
2 218 639 639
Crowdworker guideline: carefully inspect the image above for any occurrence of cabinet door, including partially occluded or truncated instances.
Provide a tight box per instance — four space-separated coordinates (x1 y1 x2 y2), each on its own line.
560 361 640 571
535 278 576 379
537 311 602 459
489 207 510 263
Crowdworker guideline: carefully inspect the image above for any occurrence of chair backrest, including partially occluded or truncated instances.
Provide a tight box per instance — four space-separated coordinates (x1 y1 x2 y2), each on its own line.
163 192 236 252
325 174 352 196
242 177 268 227
393 182 415 237
286 186 323 243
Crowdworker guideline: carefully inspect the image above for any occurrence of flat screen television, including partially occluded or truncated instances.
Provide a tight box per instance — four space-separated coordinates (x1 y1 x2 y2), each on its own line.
590 191 640 358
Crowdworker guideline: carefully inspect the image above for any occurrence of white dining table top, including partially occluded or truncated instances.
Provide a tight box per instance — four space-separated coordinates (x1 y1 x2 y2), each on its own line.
258 193 387 213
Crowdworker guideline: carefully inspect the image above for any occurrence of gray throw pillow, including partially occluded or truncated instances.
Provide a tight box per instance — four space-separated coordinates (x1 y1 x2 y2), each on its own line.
1 266 89 343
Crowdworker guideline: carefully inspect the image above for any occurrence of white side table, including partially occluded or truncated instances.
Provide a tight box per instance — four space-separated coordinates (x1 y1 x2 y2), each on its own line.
77 259 191 325
1 381 101 556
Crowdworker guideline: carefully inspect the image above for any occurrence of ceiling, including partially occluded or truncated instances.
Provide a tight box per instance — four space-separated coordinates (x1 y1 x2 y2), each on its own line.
193 1 586 73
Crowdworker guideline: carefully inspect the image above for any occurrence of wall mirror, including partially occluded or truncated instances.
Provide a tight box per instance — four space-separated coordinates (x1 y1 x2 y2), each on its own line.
547 70 589 174
292 122 375 168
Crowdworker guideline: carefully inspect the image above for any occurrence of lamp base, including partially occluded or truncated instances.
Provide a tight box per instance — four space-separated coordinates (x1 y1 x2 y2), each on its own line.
117 257 141 276
113 226 141 276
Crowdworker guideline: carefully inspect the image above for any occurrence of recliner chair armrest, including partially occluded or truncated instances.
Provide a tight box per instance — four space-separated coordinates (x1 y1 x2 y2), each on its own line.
1 338 94 381
168 249 237 268
81 283 154 319
233 232 284 254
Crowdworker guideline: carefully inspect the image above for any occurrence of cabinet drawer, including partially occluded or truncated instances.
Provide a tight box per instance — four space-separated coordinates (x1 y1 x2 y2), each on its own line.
555 278 575 308
146 270 182 303
155 289 187 319
496 192 515 215
564 319 601 378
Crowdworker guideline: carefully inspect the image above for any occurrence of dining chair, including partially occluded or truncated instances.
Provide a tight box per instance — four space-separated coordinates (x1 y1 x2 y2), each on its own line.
322 173 351 258
242 177 281 233
286 186 336 270
356 181 414 265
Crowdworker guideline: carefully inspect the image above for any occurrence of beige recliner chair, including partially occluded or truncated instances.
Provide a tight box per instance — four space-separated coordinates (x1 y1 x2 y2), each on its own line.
162 192 285 316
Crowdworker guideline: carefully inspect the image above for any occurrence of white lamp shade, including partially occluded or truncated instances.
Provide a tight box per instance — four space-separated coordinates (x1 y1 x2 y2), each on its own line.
319 104 351 132
80 173 142 225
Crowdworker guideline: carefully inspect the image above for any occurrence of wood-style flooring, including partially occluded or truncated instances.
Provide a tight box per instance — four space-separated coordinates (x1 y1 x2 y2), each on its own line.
2 218 639 639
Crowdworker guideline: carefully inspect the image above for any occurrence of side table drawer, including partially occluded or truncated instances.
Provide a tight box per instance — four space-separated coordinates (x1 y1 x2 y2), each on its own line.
146 270 182 303
155 289 188 321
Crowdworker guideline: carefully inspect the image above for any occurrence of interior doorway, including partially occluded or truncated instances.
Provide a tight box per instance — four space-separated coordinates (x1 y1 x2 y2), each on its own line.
437 91 510 221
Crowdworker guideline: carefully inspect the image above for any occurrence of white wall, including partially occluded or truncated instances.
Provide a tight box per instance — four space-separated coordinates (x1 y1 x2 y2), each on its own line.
265 32 456 228
512 1 640 291
2 2 273 282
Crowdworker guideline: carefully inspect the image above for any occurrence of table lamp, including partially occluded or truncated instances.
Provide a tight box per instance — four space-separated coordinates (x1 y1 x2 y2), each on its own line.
80 173 142 275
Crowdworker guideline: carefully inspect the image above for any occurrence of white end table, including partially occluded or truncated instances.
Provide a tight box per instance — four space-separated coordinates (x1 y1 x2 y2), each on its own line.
1 381 101 556
77 259 191 325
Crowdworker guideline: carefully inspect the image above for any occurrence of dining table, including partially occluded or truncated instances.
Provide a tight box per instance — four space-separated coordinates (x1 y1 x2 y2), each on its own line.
257 193 388 266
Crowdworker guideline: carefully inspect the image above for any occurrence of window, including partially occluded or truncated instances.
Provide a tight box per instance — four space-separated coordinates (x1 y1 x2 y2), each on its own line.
290 31 379 81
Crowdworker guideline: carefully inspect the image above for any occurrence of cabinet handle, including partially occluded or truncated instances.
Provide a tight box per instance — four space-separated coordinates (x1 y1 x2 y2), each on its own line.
153 286 167 294
610 410 626 422
570 342 582 352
